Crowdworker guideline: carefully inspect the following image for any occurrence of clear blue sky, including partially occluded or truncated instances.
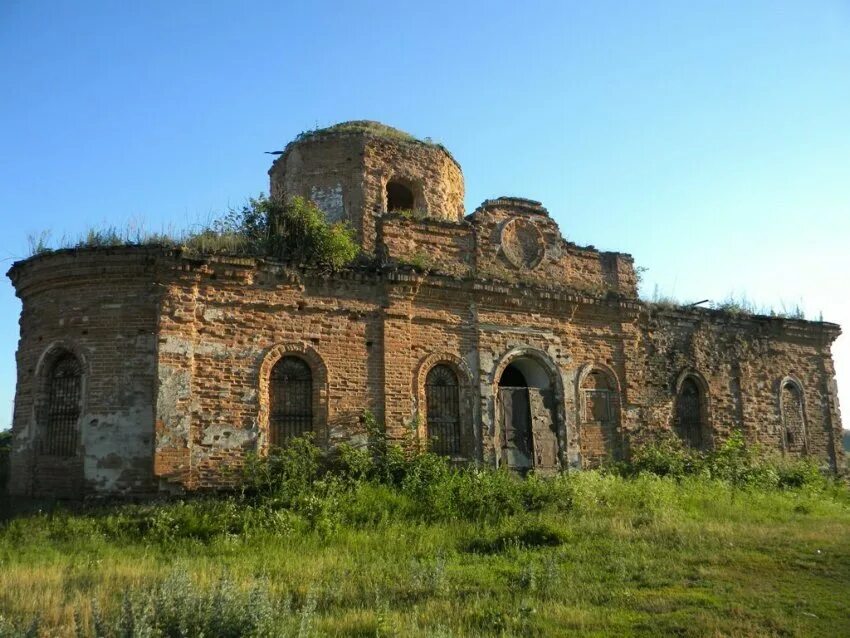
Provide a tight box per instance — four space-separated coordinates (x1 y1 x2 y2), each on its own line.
1 1 849 430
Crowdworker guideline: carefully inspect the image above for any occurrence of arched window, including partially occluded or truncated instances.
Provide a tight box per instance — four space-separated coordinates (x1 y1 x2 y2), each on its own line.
269 356 313 445
780 381 806 454
386 181 414 212
675 377 704 448
581 370 619 424
579 368 621 464
425 364 461 455
42 353 82 457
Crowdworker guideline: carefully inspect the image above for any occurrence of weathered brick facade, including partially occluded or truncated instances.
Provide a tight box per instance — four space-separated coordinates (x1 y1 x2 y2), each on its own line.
6 121 844 497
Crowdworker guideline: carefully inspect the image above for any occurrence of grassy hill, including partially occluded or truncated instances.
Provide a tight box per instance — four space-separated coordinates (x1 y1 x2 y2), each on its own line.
0 437 848 637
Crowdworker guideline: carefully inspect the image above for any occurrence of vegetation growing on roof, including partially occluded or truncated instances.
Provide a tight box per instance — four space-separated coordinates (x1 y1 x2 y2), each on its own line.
24 195 360 271
641 284 814 321
294 120 430 145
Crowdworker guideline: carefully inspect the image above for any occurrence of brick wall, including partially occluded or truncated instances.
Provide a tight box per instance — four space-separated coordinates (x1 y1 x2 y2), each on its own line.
7 240 843 497
7 248 160 497
269 129 464 254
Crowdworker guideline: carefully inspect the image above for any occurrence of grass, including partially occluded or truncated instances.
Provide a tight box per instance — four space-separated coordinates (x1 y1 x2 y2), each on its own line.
641 285 818 321
0 430 9 497
23 195 360 271
26 220 243 257
294 120 436 146
1 465 848 636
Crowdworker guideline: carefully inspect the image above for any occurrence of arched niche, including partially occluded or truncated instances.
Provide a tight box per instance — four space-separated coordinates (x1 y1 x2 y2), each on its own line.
575 363 622 466
778 375 808 455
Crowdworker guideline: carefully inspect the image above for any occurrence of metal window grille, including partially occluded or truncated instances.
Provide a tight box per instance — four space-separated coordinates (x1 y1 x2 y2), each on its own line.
426 364 461 456
781 383 806 451
41 354 82 457
269 356 313 445
582 371 619 425
675 378 703 448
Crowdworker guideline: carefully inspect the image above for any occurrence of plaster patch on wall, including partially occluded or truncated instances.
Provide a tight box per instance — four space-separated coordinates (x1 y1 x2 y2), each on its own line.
194 342 261 359
203 307 224 322
84 406 154 493
159 335 193 356
479 351 494 373
310 184 345 222
156 366 191 445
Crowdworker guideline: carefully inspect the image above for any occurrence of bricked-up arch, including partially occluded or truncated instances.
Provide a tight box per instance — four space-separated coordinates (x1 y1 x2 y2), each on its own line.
258 344 328 450
414 353 473 458
674 371 711 450
576 364 622 465
779 377 808 455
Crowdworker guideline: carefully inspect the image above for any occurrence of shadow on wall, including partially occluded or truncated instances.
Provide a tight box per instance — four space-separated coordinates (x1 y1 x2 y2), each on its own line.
0 429 10 492
0 430 10 511
844 430 850 471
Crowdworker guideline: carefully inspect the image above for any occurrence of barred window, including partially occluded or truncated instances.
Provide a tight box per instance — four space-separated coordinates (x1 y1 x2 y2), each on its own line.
426 364 461 456
675 377 703 448
581 370 619 424
269 356 312 445
42 353 82 457
781 382 806 452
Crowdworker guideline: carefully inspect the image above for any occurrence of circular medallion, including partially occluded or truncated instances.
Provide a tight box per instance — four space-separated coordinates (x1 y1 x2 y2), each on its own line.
500 218 545 269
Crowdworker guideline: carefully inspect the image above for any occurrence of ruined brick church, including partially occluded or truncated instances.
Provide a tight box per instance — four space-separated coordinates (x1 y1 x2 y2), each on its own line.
6 121 844 497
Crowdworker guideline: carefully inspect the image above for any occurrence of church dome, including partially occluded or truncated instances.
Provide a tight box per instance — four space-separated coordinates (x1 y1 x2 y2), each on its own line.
268 120 465 251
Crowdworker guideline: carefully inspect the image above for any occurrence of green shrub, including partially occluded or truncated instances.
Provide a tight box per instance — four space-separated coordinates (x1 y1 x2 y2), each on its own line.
264 197 359 269
73 570 296 637
331 442 373 483
626 434 699 479
624 431 830 491
464 519 567 554
415 467 526 521
27 194 361 270
400 452 452 497
26 417 831 553
359 410 413 486
775 456 828 490
337 482 411 526
241 435 322 505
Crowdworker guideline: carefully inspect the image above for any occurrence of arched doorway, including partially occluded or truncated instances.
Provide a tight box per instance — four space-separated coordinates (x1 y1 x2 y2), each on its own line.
496 356 559 473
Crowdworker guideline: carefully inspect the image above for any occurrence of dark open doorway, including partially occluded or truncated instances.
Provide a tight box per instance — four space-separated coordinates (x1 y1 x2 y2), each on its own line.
496 358 558 473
